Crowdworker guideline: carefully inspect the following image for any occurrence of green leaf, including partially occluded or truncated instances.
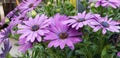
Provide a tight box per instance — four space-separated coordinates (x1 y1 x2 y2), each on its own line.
67 50 73 58
76 0 85 13
101 45 111 58
6 53 12 58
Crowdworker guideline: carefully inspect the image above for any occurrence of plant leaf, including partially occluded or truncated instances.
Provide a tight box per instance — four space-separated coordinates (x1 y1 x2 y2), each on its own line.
76 0 85 13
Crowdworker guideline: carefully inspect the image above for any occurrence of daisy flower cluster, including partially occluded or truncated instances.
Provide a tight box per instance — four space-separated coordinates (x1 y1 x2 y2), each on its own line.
63 11 120 34
17 13 83 52
0 0 42 52
0 0 120 55
95 0 120 8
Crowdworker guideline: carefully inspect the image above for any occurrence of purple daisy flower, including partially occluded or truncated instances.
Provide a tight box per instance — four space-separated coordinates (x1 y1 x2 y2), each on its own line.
7 19 21 34
0 20 20 43
90 16 120 34
18 37 32 52
19 42 32 53
17 14 50 42
18 0 42 13
11 13 28 24
44 14 82 50
88 14 101 28
6 8 21 19
63 11 92 30
117 52 120 57
95 0 120 8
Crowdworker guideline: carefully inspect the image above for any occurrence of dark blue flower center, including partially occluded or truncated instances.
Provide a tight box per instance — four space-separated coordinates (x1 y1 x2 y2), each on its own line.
101 22 109 27
19 17 24 20
59 32 68 39
28 3 34 8
14 9 20 16
77 18 85 22
32 25 39 31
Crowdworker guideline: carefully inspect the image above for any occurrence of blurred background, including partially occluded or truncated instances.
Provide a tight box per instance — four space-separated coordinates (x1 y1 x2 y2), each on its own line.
0 0 21 17
0 0 22 57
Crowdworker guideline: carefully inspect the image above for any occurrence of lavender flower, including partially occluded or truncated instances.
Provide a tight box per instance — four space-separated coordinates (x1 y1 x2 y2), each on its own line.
90 16 120 34
95 0 120 8
18 0 42 13
63 11 92 30
44 14 82 50
0 39 12 58
17 14 50 42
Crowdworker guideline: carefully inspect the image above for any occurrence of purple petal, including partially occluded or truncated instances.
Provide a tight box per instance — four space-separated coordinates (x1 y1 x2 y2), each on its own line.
102 28 107 34
93 26 101 32
59 40 66 49
66 39 74 50
69 37 82 44
44 32 58 40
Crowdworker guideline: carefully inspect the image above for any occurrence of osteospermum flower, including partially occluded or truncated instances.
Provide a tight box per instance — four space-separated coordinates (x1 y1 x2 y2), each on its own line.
90 16 120 34
44 14 82 50
95 0 120 8
63 11 92 30
19 42 32 53
18 37 32 52
7 19 21 34
6 8 21 19
17 14 50 42
117 52 120 57
0 20 20 43
11 13 28 24
18 0 42 13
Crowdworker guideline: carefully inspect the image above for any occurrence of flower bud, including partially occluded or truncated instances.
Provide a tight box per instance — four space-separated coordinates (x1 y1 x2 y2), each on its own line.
31 10 37 18
56 9 61 12
90 3 95 7
47 2 51 6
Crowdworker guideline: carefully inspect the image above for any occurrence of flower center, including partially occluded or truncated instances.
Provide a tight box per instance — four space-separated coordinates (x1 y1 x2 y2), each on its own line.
19 17 24 20
32 25 39 31
59 32 68 39
77 18 85 22
14 9 20 16
101 22 109 27
28 3 34 8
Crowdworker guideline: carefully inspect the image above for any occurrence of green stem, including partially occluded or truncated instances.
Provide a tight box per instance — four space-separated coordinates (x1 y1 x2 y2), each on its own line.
106 7 109 16
61 0 65 14
85 46 92 58
100 6 103 16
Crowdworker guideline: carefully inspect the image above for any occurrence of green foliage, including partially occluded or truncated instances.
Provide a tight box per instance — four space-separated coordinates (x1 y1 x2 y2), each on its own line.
35 0 77 17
